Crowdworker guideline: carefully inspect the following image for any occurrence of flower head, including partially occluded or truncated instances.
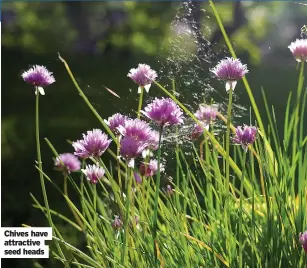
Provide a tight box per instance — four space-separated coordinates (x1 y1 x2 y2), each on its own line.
21 65 55 95
120 137 149 167
195 105 217 123
149 130 160 150
299 231 307 252
233 125 257 152
134 171 142 184
81 164 105 184
117 119 154 167
288 39 307 62
111 216 123 230
166 184 174 196
191 123 209 140
139 159 165 177
211 57 248 91
105 113 129 135
54 153 81 174
128 64 157 93
141 130 160 158
117 118 153 143
143 98 184 127
72 129 112 159
191 105 217 140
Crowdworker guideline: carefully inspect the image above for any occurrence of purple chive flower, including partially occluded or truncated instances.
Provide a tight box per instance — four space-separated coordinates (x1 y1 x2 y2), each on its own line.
191 123 208 140
288 39 307 62
299 231 307 252
21 65 55 95
117 119 154 167
128 64 158 93
148 130 160 151
149 130 160 150
143 97 184 127
211 57 248 91
111 216 123 230
134 171 142 184
117 118 153 142
72 129 112 159
105 113 129 135
139 159 165 177
54 153 81 174
192 105 217 140
233 125 257 152
120 137 149 167
194 105 217 123
166 184 174 196
81 164 105 184
142 130 160 158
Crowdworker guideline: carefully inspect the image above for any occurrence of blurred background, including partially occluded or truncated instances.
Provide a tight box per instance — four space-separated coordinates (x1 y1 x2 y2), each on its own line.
2 1 307 267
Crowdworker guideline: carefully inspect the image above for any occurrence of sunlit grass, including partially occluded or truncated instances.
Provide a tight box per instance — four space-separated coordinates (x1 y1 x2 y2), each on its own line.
29 3 307 268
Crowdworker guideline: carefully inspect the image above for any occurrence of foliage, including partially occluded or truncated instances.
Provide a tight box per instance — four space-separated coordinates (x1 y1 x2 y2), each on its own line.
3 2 307 268
27 4 307 268
3 2 306 61
2 2 176 55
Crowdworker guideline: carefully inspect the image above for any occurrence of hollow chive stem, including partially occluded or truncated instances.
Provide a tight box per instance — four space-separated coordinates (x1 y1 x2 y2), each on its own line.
137 86 144 119
239 151 247 268
122 166 133 264
152 126 163 265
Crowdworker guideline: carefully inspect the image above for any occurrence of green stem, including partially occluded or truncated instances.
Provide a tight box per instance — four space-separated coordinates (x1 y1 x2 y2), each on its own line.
292 62 305 171
93 184 97 229
58 54 117 144
122 167 133 264
91 183 105 264
117 135 122 190
64 176 84 229
36 92 52 226
199 139 205 160
153 80 253 195
224 87 233 263
35 92 67 263
225 88 233 198
239 152 247 268
152 126 163 264
80 161 86 222
137 86 144 119
298 91 307 200
209 0 265 136
250 150 255 268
